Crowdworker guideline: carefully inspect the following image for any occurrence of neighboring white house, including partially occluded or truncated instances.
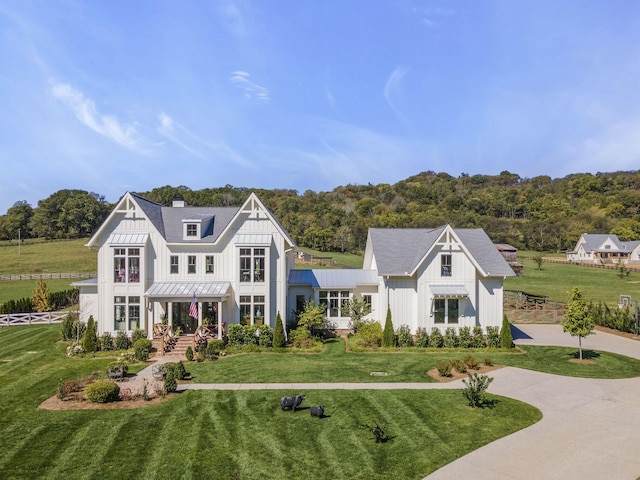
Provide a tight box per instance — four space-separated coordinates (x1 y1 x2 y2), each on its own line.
74 192 515 338
566 233 640 265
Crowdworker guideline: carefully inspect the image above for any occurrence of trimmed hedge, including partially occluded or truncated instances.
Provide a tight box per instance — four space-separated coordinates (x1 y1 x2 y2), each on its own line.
86 381 120 403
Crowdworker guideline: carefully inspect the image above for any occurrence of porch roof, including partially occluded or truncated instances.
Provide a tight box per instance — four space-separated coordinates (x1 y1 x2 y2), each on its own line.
430 284 469 298
144 281 231 299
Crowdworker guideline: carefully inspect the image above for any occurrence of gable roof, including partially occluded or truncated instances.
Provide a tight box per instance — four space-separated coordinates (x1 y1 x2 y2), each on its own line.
87 192 294 248
368 226 514 277
579 233 625 252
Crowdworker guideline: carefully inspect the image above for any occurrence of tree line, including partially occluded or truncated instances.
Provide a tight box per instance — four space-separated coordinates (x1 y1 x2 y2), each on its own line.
2 170 640 252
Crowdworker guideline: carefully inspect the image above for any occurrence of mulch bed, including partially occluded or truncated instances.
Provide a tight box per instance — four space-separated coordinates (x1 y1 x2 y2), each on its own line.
39 391 178 410
427 364 503 383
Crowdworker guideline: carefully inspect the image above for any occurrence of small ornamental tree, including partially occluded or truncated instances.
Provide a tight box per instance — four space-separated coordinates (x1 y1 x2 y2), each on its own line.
273 312 286 348
32 279 51 312
82 315 98 353
563 287 595 361
499 314 513 349
341 297 372 333
382 307 395 347
297 300 326 337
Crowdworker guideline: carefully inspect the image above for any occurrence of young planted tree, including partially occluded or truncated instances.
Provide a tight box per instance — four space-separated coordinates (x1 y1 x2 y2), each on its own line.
31 279 51 312
297 300 327 337
341 296 372 333
563 287 595 361
82 315 98 353
273 312 286 348
499 314 513 349
382 307 395 347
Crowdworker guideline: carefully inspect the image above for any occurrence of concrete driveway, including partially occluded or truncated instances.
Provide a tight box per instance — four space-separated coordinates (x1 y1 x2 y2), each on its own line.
425 324 640 480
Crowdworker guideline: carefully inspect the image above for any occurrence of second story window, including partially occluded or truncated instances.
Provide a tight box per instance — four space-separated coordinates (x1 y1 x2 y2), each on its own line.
170 255 179 274
240 248 265 282
114 248 140 283
205 255 215 274
188 255 196 274
441 254 452 277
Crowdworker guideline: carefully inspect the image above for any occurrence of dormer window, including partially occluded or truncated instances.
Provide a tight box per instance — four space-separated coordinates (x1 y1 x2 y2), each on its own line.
182 219 202 240
186 224 198 237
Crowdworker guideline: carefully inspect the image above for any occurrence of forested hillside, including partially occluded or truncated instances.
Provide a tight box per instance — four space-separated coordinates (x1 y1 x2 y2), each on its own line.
2 170 640 253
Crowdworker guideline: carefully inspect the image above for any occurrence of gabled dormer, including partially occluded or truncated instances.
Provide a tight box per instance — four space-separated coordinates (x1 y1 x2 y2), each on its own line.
181 214 213 240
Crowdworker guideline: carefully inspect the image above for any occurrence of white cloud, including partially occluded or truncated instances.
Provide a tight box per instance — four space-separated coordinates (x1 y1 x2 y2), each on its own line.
50 81 149 154
383 66 411 126
230 70 270 101
157 111 253 168
217 0 248 39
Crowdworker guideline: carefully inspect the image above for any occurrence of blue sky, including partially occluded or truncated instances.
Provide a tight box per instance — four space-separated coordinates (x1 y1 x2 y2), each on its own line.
1 1 640 214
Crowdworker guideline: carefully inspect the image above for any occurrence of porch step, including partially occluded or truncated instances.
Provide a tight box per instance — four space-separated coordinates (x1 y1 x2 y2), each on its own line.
152 335 195 358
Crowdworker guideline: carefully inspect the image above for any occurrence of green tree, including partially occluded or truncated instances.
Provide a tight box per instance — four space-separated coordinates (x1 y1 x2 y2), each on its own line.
273 312 285 348
0 201 33 240
532 255 543 271
499 314 513 349
382 307 395 347
82 316 98 353
563 287 595 361
341 297 372 332
31 279 51 312
297 300 326 336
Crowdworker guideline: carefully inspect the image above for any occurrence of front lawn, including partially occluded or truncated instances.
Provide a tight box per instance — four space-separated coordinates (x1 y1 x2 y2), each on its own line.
187 337 640 383
0 325 541 480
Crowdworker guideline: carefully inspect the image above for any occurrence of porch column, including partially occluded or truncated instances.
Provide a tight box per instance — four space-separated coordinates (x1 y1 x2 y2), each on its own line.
168 302 173 328
217 301 222 339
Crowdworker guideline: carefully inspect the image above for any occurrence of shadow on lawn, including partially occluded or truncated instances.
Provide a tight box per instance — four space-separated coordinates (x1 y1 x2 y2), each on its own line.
570 350 600 360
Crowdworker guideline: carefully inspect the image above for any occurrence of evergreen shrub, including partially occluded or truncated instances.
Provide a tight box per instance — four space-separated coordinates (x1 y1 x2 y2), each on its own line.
415 327 429 347
86 381 120 403
472 326 486 348
396 324 413 347
382 308 395 347
443 327 458 348
486 326 500 348
458 326 472 348
430 328 443 348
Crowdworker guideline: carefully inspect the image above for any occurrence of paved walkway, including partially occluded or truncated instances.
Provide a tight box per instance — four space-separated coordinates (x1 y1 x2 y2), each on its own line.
131 325 640 479
426 324 640 480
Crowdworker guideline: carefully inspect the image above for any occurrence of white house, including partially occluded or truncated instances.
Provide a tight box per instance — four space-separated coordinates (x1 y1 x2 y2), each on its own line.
566 233 640 265
75 192 515 338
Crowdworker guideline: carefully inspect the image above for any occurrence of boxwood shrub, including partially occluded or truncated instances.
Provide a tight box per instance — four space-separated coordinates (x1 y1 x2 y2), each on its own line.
86 381 120 403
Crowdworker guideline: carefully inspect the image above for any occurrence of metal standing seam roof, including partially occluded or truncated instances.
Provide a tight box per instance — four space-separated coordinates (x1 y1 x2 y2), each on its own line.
234 234 273 245
288 269 379 288
430 284 469 297
144 281 231 298
107 232 149 245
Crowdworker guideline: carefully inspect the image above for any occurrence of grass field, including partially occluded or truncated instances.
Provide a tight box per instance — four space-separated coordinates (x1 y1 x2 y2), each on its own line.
504 256 639 304
0 238 96 274
0 325 542 480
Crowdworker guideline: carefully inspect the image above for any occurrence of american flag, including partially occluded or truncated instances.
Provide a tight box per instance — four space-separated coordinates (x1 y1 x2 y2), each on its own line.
189 293 198 319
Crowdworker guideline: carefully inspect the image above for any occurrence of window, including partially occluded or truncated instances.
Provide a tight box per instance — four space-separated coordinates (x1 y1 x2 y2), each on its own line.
170 255 179 274
319 290 350 318
128 296 140 330
239 248 265 282
128 248 140 282
114 248 140 283
114 248 126 283
114 296 140 330
188 255 196 274
186 224 198 237
239 295 265 325
441 254 452 277
363 294 372 307
205 255 215 274
433 298 459 324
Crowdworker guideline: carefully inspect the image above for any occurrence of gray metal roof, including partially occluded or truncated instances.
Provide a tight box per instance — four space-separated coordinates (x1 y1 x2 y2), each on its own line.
430 284 469 297
71 278 98 287
235 234 273 245
368 226 515 278
107 232 149 245
288 269 379 288
144 281 231 298
580 233 625 252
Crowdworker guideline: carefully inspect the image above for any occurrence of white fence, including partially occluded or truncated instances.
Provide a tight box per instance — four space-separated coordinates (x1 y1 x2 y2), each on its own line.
0 311 68 327
0 272 96 281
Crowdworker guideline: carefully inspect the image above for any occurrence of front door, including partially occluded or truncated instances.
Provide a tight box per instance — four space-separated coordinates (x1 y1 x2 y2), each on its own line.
172 302 197 334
